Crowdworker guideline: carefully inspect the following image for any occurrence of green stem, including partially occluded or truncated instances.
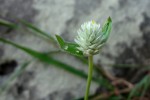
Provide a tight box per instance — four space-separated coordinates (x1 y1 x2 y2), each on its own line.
84 55 93 100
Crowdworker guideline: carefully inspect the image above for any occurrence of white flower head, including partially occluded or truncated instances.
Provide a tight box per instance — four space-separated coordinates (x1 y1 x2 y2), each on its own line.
75 19 111 56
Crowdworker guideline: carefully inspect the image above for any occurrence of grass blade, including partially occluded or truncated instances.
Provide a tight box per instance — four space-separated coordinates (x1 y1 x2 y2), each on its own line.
127 75 150 100
0 19 55 42
20 20 55 42
0 19 17 29
0 37 113 89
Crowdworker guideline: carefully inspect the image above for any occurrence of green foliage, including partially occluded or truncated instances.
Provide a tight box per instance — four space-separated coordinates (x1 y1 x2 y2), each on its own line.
0 37 113 90
101 17 112 43
107 95 123 100
55 35 83 57
1 17 149 100
20 20 55 42
0 19 17 29
56 17 112 57
128 75 150 100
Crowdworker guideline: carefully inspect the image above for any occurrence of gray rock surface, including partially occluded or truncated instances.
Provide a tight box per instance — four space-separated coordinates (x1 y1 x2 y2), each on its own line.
0 0 150 100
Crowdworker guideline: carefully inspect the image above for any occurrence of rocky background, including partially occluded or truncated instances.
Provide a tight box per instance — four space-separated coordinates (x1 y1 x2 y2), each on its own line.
0 0 150 100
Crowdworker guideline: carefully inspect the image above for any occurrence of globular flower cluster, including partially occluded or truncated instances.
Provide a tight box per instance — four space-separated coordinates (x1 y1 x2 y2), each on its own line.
75 20 107 56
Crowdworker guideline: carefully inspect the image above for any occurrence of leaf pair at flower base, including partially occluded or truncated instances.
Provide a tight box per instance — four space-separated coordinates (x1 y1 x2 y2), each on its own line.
55 17 112 57
55 35 84 57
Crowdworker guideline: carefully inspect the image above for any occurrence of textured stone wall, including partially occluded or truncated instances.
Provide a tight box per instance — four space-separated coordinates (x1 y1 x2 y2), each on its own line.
0 0 150 100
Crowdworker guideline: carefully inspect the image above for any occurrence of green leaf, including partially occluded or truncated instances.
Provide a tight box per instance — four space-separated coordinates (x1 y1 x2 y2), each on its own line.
0 19 55 42
20 20 55 42
65 42 83 56
0 19 17 29
101 17 112 43
127 75 150 100
55 35 65 48
0 37 113 90
107 95 123 100
55 35 83 57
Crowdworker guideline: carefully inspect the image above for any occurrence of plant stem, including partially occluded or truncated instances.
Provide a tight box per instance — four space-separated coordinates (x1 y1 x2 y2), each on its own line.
84 55 93 100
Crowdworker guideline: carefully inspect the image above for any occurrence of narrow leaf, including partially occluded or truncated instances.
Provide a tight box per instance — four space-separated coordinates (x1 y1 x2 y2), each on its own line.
65 42 83 56
55 35 65 48
0 37 113 89
55 35 83 57
101 17 112 43
20 20 55 42
127 75 150 100
0 19 17 29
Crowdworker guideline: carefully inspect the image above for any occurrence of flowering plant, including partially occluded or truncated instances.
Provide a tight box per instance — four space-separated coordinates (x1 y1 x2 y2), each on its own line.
56 17 112 100
56 17 111 57
75 18 111 56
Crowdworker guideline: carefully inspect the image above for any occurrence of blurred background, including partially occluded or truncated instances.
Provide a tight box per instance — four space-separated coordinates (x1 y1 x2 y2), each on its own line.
0 0 150 100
